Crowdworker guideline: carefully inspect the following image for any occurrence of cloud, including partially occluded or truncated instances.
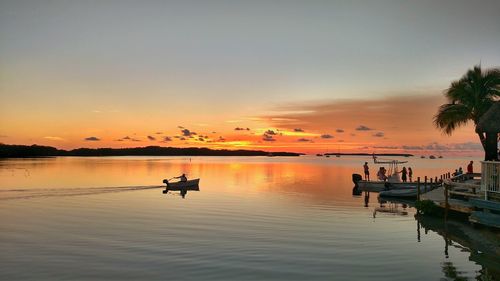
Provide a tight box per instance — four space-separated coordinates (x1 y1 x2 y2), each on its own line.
451 142 482 151
373 132 384 137
179 137 186 141
155 132 163 135
115 136 141 142
373 146 398 149
235 127 250 131
294 128 304 132
402 145 424 150
297 138 312 142
162 136 172 142
84 136 100 141
147 135 156 141
263 134 276 142
178 126 184 129
218 136 226 142
265 130 277 135
257 95 453 147
425 142 449 151
43 136 65 141
356 125 372 131
336 129 344 133
181 129 196 137
0 135 7 138
198 137 205 142
321 134 334 139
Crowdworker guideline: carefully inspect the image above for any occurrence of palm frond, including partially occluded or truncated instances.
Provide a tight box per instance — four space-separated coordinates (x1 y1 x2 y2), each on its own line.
433 103 471 135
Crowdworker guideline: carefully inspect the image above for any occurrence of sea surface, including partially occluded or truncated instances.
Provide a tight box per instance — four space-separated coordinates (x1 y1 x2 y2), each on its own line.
0 156 498 280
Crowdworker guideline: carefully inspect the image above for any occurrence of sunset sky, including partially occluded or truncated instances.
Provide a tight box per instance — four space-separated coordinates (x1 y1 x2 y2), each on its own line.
1 0 499 154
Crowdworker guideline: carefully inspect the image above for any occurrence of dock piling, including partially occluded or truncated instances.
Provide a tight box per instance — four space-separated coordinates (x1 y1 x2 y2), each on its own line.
416 177 421 202
424 176 428 193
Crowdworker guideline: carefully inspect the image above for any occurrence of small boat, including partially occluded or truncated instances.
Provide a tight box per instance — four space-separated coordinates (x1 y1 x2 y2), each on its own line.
325 155 330 158
438 155 443 159
355 179 419 192
162 178 200 190
352 154 414 192
316 154 323 157
429 155 436 159
420 155 425 158
379 185 435 198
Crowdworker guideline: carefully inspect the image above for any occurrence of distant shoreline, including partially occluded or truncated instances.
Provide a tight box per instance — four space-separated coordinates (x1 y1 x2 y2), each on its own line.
324 153 413 157
0 144 302 158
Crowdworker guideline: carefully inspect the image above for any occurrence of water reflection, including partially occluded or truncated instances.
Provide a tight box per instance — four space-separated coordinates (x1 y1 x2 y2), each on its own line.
374 196 500 281
162 186 200 199
415 214 500 280
1 156 494 280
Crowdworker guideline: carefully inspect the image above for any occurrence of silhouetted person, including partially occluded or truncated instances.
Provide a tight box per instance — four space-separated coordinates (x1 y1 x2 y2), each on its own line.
175 173 187 182
467 161 473 174
363 162 370 181
377 167 387 181
401 167 407 182
181 189 187 198
408 167 413 182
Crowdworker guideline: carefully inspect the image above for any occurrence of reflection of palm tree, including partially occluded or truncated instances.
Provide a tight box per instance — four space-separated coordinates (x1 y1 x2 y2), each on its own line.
434 65 500 161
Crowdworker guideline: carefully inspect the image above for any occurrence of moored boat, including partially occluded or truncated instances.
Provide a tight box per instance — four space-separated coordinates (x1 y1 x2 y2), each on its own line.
355 179 419 192
379 188 418 198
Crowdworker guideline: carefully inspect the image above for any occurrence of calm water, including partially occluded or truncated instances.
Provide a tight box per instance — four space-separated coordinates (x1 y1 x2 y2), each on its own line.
0 156 498 280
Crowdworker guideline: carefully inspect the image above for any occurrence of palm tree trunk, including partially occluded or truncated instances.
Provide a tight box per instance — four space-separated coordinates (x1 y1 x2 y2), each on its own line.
484 132 498 161
477 132 487 150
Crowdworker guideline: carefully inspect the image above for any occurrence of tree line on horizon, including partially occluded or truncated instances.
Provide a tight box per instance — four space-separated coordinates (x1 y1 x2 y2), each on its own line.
0 144 302 158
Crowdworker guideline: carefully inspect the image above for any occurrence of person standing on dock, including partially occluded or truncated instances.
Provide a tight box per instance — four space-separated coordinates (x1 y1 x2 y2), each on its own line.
408 167 413 182
401 167 408 182
467 161 474 174
363 162 370 181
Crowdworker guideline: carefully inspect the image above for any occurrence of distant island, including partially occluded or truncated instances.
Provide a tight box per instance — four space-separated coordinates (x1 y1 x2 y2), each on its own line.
324 152 413 157
0 144 303 158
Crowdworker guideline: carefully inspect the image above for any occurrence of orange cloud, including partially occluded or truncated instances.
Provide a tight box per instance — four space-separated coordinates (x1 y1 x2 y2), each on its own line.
258 94 480 154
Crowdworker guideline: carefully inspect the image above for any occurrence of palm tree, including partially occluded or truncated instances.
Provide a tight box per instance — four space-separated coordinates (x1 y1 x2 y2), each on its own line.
434 65 500 161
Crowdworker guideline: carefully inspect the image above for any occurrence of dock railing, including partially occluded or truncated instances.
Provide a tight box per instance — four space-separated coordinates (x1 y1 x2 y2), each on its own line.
481 161 500 200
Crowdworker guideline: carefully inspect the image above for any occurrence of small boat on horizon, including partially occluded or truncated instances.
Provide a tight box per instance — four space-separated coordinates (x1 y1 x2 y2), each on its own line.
429 155 436 159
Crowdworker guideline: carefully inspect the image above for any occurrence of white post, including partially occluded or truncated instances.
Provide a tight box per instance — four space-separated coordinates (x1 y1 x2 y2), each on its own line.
481 161 500 201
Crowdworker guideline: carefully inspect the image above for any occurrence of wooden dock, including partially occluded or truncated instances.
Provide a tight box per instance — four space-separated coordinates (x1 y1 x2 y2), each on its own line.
421 186 475 213
419 172 500 228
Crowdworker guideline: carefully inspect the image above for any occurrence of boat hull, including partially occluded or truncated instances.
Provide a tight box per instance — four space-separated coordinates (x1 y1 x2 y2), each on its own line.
357 180 418 192
379 186 435 198
163 178 200 191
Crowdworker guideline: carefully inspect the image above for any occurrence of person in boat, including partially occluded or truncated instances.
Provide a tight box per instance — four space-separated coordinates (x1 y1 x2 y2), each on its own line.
453 169 459 177
377 167 387 181
458 167 463 175
408 167 413 182
401 167 408 182
363 162 370 181
174 173 188 182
